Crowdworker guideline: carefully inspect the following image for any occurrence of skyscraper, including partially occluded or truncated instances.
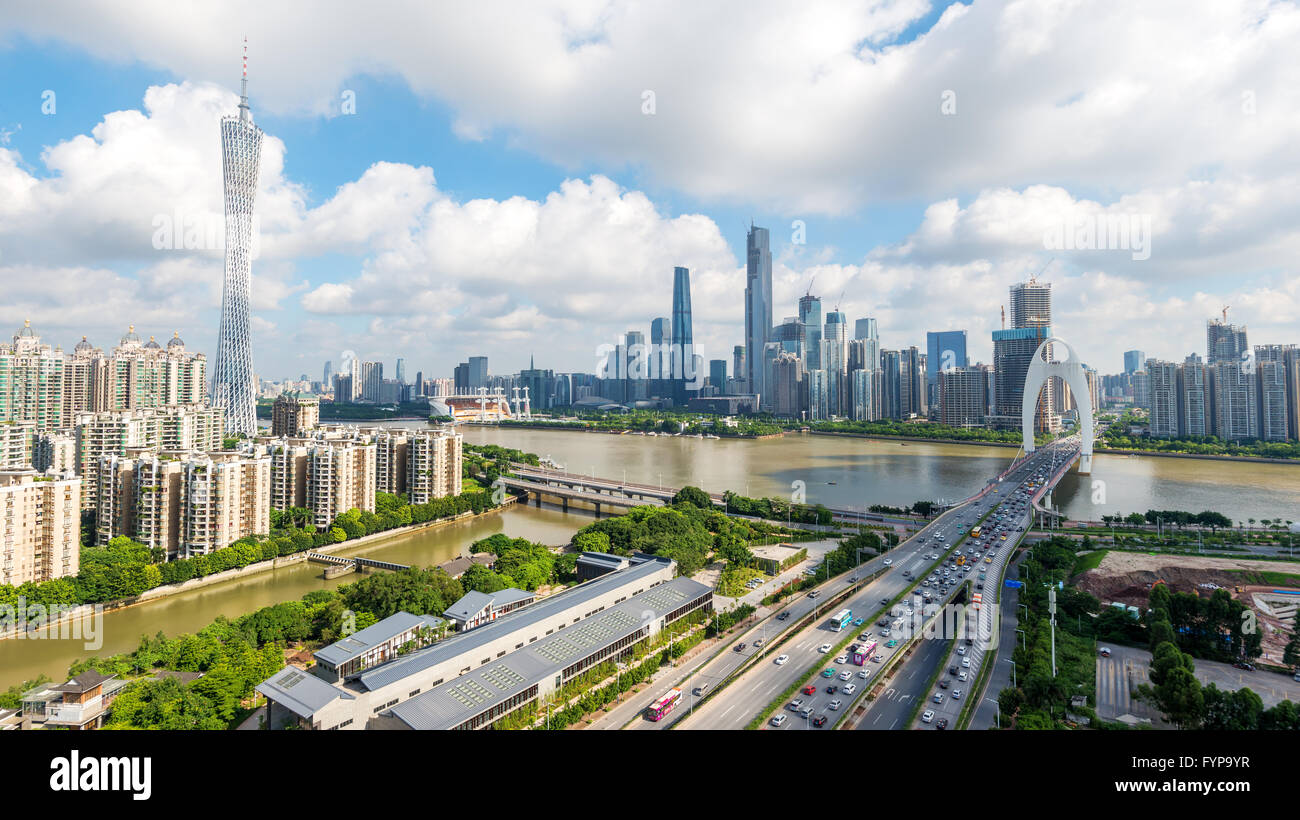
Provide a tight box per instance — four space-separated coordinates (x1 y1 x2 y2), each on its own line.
1123 350 1145 374
926 330 968 408
745 225 772 400
671 266 694 399
822 311 848 416
212 41 263 437
395 358 406 385
322 360 332 385
798 294 823 371
854 318 877 341
1207 319 1248 365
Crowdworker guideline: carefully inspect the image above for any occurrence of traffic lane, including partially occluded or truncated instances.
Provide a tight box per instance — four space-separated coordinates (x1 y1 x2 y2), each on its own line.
701 560 932 730
686 483 1025 729
856 633 953 731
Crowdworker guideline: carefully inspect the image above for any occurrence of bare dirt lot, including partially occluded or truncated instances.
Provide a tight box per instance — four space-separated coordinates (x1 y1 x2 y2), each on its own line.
1076 551 1300 661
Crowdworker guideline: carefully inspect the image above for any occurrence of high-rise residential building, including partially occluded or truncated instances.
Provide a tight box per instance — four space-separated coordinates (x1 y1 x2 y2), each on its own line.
359 361 383 403
900 346 926 418
179 452 271 557
333 373 354 404
1178 355 1210 437
1146 360 1180 438
1207 319 1248 365
266 440 310 514
97 328 207 413
822 311 848 416
307 439 377 528
372 430 408 496
799 295 823 371
744 225 772 399
1131 370 1150 411
0 469 81 585
1123 350 1145 375
0 422 34 469
406 429 462 504
1210 361 1258 441
938 367 987 427
33 431 77 474
0 321 65 430
1255 345 1298 441
74 405 224 510
271 392 320 436
212 45 263 437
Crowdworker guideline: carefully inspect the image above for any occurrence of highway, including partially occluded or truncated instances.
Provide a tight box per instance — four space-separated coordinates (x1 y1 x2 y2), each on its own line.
674 438 1082 730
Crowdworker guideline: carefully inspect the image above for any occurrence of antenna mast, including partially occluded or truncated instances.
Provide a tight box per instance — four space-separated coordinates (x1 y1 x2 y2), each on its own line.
238 37 252 123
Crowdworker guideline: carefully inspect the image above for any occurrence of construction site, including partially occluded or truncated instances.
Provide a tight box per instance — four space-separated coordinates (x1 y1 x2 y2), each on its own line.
1075 551 1300 662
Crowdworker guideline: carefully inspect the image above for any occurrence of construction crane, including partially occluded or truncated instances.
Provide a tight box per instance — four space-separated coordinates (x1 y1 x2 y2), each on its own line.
834 289 845 313
805 273 817 299
1222 305 1230 323
1000 305 1006 330
1029 257 1054 285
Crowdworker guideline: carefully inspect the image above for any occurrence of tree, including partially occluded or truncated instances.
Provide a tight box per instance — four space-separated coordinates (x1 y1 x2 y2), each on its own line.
1154 667 1204 728
672 486 713 510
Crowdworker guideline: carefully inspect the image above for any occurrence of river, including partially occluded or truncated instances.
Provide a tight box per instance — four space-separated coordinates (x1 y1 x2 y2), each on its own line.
456 426 1300 525
4 423 1296 691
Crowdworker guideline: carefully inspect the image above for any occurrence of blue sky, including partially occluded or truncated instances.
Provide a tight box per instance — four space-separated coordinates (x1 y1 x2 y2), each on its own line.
1 1 1298 381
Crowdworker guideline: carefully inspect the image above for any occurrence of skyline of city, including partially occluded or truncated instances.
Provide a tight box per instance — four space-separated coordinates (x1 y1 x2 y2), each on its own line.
3 3 1300 379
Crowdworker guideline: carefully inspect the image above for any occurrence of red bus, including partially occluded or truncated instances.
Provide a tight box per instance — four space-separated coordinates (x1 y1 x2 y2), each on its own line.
852 641 878 665
646 688 683 721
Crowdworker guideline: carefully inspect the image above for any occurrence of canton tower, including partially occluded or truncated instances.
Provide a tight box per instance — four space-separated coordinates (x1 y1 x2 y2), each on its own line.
212 39 263 436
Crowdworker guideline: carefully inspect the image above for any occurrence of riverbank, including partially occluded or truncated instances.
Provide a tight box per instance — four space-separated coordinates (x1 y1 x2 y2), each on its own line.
0 498 519 645
808 430 1023 449
1092 446 1300 465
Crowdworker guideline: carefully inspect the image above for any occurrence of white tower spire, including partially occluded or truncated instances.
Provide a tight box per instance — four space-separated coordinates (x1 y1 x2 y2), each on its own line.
213 37 264 436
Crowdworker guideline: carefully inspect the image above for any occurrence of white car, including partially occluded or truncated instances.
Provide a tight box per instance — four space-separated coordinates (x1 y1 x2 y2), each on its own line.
835 654 848 664
961 658 971 668
921 709 935 723
858 669 871 679
828 699 843 711
842 683 857 695
952 689 963 700
819 643 833 653
770 714 788 727
774 654 789 665
956 646 966 656
839 670 852 681
882 559 892 566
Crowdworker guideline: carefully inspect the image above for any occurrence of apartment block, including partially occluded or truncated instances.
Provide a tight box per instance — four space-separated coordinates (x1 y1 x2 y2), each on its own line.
0 469 81 586
308 440 376 528
271 392 320 437
406 430 462 504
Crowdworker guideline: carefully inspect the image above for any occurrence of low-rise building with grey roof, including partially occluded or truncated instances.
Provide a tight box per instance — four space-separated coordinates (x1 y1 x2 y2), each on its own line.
389 574 712 730
443 587 536 630
253 555 688 729
311 611 446 683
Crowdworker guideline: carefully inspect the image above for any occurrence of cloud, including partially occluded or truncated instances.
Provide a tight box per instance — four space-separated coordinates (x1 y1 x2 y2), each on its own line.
5 0 1300 213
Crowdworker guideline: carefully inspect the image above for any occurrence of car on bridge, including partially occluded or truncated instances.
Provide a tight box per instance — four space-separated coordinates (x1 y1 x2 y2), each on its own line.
770 714 788 727
921 710 935 723
775 654 789 665
821 668 836 678
802 684 817 695
813 715 828 727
